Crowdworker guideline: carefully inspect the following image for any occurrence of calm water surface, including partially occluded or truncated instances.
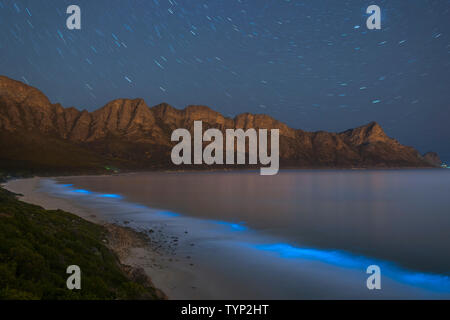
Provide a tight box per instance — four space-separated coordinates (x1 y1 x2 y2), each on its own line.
57 169 450 275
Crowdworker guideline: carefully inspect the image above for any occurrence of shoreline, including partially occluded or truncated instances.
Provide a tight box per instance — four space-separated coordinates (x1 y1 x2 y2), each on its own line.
4 177 231 300
1 165 441 182
3 177 172 299
4 175 450 299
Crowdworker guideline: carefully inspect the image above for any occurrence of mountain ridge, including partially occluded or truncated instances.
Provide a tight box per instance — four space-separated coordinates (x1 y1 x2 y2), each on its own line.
0 75 438 174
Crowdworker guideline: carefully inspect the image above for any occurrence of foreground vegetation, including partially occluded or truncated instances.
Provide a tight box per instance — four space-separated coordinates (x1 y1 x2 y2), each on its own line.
0 187 159 300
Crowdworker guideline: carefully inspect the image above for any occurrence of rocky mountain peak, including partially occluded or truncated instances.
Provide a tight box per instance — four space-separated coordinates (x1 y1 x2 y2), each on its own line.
0 76 437 170
0 76 52 110
340 121 390 146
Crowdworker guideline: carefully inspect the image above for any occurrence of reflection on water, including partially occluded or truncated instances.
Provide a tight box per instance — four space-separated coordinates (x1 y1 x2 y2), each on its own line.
57 170 450 275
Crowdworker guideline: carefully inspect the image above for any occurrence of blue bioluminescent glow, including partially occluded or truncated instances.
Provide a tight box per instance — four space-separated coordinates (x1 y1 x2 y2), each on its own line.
100 194 123 199
215 221 248 231
252 243 370 268
73 189 92 194
250 243 450 293
59 184 123 199
158 211 181 217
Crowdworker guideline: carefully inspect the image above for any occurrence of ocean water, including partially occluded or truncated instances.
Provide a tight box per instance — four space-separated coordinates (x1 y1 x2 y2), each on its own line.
46 169 450 299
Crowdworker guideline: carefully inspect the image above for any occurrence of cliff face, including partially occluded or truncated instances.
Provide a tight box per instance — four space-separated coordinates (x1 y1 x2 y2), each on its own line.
0 75 433 172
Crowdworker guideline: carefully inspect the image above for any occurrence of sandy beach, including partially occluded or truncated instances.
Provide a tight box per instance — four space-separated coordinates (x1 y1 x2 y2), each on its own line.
3 177 206 300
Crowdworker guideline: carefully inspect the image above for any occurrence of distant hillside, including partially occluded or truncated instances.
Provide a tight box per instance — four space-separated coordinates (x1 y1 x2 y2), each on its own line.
0 75 436 174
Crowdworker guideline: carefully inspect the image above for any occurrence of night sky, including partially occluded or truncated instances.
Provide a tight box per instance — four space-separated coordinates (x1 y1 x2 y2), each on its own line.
0 0 449 160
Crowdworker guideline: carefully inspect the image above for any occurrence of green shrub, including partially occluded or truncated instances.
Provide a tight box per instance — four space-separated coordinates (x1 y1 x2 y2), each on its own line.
0 187 159 300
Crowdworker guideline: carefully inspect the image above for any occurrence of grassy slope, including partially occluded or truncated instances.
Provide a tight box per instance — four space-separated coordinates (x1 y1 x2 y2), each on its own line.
0 130 125 175
0 187 159 300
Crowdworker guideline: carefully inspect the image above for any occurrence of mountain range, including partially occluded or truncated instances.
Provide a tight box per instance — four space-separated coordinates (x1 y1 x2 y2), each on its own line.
0 75 439 175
